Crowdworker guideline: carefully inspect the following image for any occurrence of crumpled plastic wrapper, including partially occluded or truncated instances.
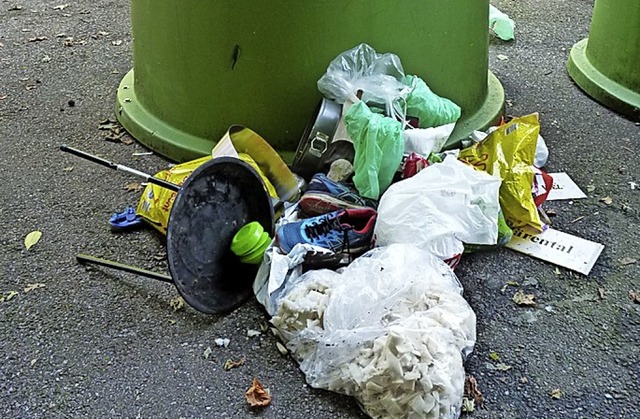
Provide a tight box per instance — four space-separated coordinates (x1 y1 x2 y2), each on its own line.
271 244 476 419
374 156 501 261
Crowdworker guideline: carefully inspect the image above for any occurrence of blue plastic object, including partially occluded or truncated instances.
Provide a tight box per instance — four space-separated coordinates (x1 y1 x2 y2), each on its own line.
109 207 145 232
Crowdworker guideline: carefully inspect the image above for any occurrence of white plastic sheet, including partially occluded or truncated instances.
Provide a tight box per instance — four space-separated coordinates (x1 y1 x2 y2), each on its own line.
374 156 501 261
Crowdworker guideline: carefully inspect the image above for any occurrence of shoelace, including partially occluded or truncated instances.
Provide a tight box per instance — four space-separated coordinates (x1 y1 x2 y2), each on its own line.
304 214 353 260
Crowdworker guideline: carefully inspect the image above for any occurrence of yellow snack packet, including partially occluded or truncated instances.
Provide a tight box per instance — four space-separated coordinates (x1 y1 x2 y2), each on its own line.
459 114 542 231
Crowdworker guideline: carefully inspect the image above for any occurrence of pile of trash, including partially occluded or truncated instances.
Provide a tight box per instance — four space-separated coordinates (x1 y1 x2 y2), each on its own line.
246 44 552 419
113 40 592 419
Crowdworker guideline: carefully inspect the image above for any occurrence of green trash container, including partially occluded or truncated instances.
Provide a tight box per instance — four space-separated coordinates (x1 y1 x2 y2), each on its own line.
116 0 504 162
567 0 640 120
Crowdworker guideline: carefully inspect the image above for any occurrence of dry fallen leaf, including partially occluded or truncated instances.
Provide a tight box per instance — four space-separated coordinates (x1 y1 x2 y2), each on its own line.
245 378 271 407
597 287 606 300
1 291 19 302
275 341 288 355
629 291 640 304
497 54 509 61
247 329 261 338
620 257 637 266
63 37 86 47
223 357 246 371
24 283 46 293
600 196 613 205
124 182 143 193
121 137 134 146
461 397 475 413
202 347 212 360
464 374 484 407
586 184 596 193
513 290 536 306
169 296 185 311
550 388 562 399
28 36 47 42
24 230 42 250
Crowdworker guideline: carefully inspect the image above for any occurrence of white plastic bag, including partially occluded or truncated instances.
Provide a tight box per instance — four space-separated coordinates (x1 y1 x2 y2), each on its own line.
403 123 456 156
374 156 501 260
271 244 476 419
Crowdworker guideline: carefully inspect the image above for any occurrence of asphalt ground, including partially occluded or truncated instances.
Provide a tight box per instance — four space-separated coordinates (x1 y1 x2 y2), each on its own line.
1 0 638 418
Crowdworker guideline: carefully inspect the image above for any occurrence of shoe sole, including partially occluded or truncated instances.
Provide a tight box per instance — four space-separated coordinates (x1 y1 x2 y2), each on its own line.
298 193 367 217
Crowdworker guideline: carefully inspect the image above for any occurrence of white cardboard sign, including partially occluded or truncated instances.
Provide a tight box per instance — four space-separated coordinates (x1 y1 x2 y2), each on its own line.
547 172 587 200
506 228 604 275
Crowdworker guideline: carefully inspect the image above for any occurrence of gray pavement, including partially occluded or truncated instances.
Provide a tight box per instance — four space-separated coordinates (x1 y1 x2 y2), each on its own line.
1 0 638 418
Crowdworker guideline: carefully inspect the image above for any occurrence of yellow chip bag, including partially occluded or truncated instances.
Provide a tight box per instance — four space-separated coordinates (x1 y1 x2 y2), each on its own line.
136 155 212 234
459 113 542 231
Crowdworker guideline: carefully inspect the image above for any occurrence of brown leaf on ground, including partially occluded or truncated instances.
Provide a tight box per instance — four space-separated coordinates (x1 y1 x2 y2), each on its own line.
550 388 562 399
620 257 637 266
513 290 536 306
597 287 606 300
223 357 246 371
1 291 19 302
245 378 271 407
599 196 613 205
629 291 640 304
464 374 484 407
124 182 143 193
24 283 46 293
169 296 185 311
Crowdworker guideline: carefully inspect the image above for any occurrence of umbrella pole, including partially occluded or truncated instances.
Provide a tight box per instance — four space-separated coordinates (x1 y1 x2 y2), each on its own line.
60 145 180 192
76 253 173 283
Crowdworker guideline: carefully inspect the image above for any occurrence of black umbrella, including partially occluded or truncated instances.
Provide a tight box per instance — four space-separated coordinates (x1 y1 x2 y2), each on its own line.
61 146 274 314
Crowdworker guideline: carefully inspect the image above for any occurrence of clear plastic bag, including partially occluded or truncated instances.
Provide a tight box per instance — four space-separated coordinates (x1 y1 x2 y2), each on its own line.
317 43 411 117
271 244 476 419
374 156 502 261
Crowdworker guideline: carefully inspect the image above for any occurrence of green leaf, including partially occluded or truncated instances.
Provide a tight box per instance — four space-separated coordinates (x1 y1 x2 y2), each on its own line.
24 231 42 250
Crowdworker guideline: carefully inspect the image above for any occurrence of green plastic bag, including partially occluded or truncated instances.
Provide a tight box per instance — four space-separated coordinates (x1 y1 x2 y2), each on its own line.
345 101 404 200
403 75 462 128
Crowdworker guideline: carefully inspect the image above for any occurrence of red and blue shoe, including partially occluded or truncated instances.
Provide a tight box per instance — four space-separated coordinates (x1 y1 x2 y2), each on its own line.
298 173 377 217
276 208 377 256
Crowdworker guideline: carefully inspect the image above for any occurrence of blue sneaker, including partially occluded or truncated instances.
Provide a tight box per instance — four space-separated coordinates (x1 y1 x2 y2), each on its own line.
298 173 377 217
276 208 377 255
